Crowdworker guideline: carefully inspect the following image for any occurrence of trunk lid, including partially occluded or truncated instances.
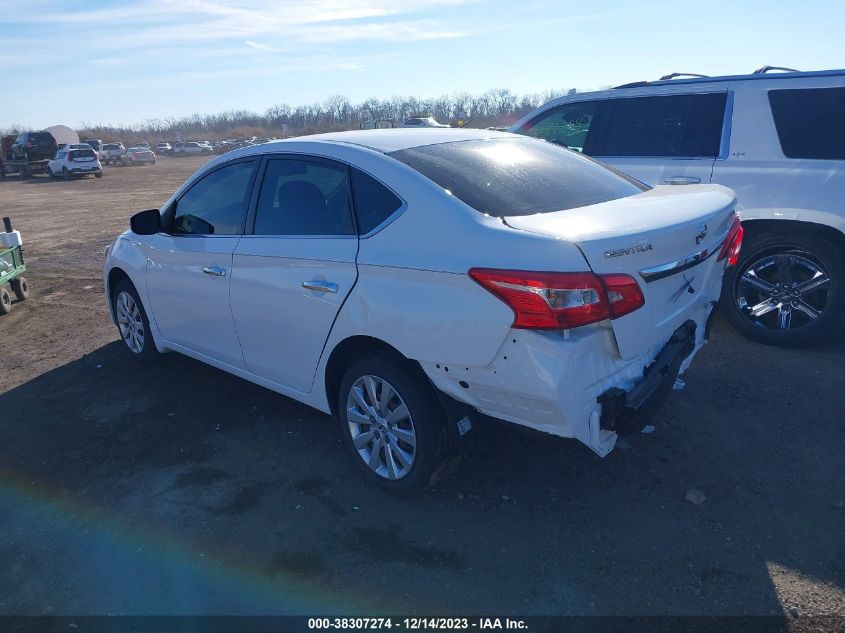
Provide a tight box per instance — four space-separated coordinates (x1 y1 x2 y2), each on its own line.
503 185 737 359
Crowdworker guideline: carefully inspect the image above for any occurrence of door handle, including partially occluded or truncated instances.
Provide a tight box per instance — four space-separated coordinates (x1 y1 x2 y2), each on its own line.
663 176 701 185
302 280 338 293
202 266 227 277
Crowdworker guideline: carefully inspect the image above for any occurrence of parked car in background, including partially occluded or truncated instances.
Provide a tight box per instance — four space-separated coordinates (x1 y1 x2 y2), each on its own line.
156 142 172 155
100 143 126 165
511 67 845 346
119 147 156 166
401 116 449 128
47 147 102 179
10 131 58 161
103 129 740 492
172 141 212 156
84 139 103 157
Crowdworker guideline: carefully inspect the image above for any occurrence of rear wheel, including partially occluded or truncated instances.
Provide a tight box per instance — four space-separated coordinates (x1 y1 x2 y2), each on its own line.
112 279 158 362
0 287 11 314
722 231 844 346
337 353 459 493
62 167 70 181
94 171 103 178
10 277 28 301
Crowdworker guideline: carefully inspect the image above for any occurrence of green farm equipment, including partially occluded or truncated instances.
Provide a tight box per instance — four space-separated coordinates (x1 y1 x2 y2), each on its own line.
0 217 29 314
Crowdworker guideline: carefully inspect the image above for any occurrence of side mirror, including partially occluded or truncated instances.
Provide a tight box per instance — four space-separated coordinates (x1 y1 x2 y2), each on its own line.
130 209 161 235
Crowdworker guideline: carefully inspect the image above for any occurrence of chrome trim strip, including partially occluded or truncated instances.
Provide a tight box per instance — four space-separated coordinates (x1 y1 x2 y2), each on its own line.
638 228 730 282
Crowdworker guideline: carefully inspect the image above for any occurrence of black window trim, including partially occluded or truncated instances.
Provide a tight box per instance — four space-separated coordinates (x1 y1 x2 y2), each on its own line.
161 157 259 237
241 152 407 239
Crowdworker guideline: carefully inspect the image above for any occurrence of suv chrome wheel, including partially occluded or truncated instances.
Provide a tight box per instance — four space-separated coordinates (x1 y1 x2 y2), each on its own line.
734 248 831 331
116 290 145 353
346 375 416 480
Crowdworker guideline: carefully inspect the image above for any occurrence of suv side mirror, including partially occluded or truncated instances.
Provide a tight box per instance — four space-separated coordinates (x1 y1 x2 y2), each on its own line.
130 209 161 235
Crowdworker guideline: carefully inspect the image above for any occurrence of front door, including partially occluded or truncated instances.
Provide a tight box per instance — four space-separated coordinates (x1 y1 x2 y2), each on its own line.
230 156 359 393
143 158 257 368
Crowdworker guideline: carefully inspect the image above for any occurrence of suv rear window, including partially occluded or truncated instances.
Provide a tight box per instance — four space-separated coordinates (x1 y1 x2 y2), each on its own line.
389 137 646 217
593 93 727 158
768 87 845 160
69 149 96 159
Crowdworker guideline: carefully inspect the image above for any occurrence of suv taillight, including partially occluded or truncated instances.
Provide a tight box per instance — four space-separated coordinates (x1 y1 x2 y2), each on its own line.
67 152 74 162
718 215 743 266
468 269 645 330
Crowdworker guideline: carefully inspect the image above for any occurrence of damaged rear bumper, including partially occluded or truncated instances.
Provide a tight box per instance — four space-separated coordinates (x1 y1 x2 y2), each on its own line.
597 320 696 434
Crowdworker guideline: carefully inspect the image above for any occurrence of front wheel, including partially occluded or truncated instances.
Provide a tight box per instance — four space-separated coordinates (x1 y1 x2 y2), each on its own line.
10 277 28 301
337 354 459 493
112 279 158 362
721 231 844 346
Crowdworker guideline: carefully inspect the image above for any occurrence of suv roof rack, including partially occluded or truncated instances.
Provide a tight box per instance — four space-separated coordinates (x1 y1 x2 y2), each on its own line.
659 73 709 80
753 65 799 74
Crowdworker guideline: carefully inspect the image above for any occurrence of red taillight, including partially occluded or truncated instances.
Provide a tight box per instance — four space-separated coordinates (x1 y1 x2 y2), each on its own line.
67 152 74 162
718 215 744 266
468 269 645 330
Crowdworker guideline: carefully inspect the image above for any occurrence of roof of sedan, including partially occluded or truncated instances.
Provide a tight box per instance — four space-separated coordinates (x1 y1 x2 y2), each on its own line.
260 128 517 154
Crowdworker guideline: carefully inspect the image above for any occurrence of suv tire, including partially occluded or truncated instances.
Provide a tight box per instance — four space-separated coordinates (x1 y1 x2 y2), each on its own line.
722 230 844 346
337 353 460 494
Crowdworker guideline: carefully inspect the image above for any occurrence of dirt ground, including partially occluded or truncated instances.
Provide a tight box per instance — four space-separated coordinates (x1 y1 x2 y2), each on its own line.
0 158 843 628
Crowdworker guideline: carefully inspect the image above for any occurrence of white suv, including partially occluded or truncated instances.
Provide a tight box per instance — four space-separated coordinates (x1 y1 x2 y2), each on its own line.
173 141 212 156
103 130 741 492
511 67 845 346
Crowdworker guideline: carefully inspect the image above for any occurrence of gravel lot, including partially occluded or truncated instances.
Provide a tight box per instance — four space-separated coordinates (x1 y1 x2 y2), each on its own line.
0 158 843 629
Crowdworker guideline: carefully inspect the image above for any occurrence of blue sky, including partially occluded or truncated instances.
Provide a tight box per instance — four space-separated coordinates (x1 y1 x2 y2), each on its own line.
2 0 844 129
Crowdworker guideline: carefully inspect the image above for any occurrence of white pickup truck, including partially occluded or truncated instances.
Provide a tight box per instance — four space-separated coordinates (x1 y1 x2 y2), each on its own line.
100 143 125 165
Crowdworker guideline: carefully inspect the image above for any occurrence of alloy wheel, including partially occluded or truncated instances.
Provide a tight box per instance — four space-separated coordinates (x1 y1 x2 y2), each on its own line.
734 249 831 331
116 291 145 353
346 375 417 480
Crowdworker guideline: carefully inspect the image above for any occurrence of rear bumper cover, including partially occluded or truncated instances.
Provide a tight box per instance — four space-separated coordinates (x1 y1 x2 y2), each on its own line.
597 320 696 434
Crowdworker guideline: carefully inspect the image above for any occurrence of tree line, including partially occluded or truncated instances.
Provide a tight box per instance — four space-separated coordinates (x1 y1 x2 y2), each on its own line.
3 87 579 143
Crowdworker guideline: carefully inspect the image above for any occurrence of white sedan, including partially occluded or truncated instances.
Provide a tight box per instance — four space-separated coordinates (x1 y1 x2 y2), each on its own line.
103 129 742 492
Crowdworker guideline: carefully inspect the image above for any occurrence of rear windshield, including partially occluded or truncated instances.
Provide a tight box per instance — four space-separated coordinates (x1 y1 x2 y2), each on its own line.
389 137 647 217
31 132 56 144
70 149 96 159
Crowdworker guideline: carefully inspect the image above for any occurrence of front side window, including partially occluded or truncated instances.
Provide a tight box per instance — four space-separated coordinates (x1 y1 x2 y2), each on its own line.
351 169 403 234
253 158 355 236
515 100 602 153
169 160 256 235
390 137 646 217
594 93 726 158
768 87 845 159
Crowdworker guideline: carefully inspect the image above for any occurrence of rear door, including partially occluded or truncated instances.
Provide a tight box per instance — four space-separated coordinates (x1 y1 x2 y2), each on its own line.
230 155 359 393
590 90 729 186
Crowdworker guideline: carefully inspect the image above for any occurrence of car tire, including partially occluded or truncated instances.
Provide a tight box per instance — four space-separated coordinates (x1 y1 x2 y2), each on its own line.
62 167 70 181
721 230 844 346
95 171 103 178
10 277 29 301
337 353 460 494
46 166 53 177
112 279 158 362
0 287 11 315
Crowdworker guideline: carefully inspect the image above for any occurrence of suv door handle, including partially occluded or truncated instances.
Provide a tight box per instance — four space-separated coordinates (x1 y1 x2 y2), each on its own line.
202 266 227 277
664 176 701 185
302 281 338 293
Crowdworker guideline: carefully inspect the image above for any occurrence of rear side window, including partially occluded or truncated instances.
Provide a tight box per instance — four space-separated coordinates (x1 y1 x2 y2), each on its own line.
253 158 355 236
351 169 403 234
594 93 726 158
170 160 256 235
768 88 845 159
389 137 646 217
